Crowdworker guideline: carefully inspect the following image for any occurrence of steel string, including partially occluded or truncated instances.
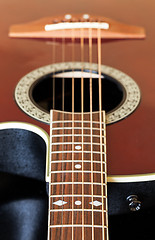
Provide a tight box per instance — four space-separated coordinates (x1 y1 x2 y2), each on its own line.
71 27 75 240
97 27 105 239
88 26 95 240
80 27 85 240
61 29 65 240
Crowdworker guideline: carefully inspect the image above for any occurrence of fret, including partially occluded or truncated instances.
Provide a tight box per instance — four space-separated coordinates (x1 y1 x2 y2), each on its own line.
50 160 105 164
52 120 105 124
50 170 105 174
51 134 105 138
50 209 107 212
50 195 106 198
52 127 106 131
51 142 105 145
51 150 105 154
50 182 105 185
49 225 107 228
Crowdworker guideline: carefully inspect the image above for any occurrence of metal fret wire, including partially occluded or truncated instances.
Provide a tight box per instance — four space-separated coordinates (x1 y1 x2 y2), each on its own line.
51 142 105 146
50 182 106 186
51 150 105 154
50 209 106 213
50 170 104 174
52 120 105 124
50 225 107 228
50 160 105 164
51 127 105 131
50 195 107 198
51 134 105 138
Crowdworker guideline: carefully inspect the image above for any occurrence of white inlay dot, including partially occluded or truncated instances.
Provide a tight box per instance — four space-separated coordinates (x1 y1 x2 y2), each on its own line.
75 164 82 169
53 200 67 206
89 200 102 207
75 200 82 206
75 145 82 150
83 14 90 20
65 14 72 20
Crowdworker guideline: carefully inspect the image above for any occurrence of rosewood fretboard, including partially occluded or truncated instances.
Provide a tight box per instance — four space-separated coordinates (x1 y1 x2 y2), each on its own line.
48 110 108 240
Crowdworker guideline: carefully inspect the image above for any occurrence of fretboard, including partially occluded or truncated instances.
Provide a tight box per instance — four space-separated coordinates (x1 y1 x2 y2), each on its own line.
48 110 108 240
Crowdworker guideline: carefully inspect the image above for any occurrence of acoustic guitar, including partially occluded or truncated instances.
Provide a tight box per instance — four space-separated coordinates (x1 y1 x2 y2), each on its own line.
0 0 155 239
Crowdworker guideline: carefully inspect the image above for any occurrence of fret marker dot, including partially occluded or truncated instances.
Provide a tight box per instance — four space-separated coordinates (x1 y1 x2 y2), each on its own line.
75 200 82 205
75 164 81 169
65 14 72 20
53 200 67 206
89 200 102 207
75 145 81 150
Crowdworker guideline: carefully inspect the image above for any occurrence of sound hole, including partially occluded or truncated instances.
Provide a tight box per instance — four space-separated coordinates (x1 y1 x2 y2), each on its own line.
30 70 125 113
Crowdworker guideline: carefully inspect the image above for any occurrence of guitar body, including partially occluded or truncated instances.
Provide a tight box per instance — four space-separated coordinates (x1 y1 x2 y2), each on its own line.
0 0 155 178
0 0 155 239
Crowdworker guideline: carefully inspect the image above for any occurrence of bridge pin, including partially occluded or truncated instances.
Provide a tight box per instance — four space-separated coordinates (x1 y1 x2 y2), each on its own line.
83 14 90 20
65 14 72 20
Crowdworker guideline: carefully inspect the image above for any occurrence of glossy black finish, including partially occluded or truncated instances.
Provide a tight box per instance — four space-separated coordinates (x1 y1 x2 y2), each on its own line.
0 128 46 180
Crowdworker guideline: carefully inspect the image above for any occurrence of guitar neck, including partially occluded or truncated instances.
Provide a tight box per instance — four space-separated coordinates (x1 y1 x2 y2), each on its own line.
48 110 108 240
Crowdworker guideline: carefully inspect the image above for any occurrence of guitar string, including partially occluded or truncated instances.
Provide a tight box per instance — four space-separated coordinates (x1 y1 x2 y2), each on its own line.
71 27 75 240
97 27 105 239
50 20 107 240
89 26 94 240
49 112 53 240
49 36 56 239
61 29 65 239
80 27 85 240
103 103 108 239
